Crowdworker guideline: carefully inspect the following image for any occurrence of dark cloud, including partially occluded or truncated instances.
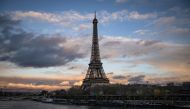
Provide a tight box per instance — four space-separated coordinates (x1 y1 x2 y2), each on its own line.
112 75 127 80
0 14 85 67
68 66 78 70
0 14 20 28
128 75 146 84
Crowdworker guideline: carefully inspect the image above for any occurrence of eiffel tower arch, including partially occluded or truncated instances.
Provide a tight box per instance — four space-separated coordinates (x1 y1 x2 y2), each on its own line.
81 12 109 90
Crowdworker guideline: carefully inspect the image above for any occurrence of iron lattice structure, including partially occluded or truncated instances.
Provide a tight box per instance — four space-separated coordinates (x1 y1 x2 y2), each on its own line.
82 12 109 90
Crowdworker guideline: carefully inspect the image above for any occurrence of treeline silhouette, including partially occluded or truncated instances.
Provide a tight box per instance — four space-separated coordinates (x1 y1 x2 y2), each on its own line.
1 83 190 97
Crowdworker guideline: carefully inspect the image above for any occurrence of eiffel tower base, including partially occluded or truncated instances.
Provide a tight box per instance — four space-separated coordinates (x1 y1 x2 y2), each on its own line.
81 78 109 90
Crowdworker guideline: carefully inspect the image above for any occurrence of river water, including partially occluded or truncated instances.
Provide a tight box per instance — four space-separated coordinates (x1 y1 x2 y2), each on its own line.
0 100 165 109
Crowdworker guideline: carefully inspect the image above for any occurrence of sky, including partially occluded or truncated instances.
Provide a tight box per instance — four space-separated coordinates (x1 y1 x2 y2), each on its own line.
0 0 190 91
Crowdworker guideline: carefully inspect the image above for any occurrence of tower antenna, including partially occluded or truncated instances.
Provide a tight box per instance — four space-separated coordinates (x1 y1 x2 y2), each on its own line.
95 11 96 18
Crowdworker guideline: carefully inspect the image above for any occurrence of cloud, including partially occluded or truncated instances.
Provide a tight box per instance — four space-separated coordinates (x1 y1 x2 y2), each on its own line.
67 63 86 70
152 14 190 38
12 11 92 31
147 75 190 84
7 82 70 90
0 14 20 27
136 39 159 46
128 75 146 84
10 10 157 27
133 29 158 38
60 81 70 86
0 76 83 90
0 77 60 85
154 16 176 26
73 81 82 86
1 11 190 85
111 74 148 85
112 75 127 80
0 14 85 67
72 24 91 31
99 10 157 23
134 29 150 35
0 62 18 70
107 72 114 75
164 27 190 37
134 44 190 74
1 14 189 78
128 11 157 20
13 10 92 25
101 36 164 58
100 35 190 77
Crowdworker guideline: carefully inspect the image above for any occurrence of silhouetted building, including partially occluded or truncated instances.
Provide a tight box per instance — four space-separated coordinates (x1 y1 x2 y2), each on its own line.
81 12 109 90
182 82 190 87
167 82 174 86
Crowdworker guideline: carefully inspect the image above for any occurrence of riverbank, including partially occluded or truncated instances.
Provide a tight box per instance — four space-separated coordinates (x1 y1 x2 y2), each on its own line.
0 96 189 109
31 97 190 109
0 100 94 109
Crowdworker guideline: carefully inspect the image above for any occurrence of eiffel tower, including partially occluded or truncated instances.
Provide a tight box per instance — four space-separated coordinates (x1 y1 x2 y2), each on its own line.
82 12 109 90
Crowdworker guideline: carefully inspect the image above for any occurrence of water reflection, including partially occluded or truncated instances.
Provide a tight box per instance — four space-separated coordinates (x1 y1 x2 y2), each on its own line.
0 100 169 109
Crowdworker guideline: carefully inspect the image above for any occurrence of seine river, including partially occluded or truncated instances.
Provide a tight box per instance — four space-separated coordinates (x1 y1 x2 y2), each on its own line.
0 100 164 109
